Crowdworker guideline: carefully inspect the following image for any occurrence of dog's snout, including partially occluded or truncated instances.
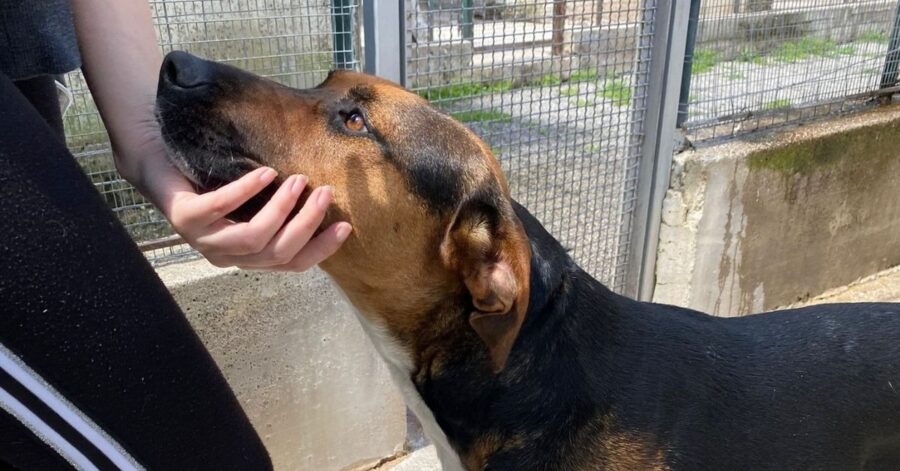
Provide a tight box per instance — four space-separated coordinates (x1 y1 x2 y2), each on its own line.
162 51 214 89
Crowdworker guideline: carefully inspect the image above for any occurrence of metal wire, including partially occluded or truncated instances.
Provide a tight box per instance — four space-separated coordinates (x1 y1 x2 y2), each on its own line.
681 0 899 141
406 0 655 291
63 0 360 266
64 0 899 275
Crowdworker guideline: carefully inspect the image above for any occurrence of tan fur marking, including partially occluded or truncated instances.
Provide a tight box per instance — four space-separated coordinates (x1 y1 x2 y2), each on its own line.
189 69 540 469
577 415 669 471
463 432 525 470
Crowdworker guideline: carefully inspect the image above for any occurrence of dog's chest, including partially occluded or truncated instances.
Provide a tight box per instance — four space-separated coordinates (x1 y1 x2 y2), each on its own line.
347 307 465 470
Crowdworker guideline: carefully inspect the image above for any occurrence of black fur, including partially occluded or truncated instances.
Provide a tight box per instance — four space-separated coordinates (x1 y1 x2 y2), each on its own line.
156 54 900 468
417 200 900 470
385 104 472 214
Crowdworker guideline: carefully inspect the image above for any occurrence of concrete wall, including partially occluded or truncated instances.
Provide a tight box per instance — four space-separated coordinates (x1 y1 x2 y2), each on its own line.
157 261 406 471
654 103 900 316
695 0 895 60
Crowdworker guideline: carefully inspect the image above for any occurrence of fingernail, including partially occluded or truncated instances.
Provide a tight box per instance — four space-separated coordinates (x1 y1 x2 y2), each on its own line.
292 175 307 196
260 168 277 182
336 223 352 242
316 186 333 210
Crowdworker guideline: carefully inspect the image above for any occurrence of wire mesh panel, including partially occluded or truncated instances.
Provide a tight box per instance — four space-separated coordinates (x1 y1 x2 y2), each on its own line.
406 0 657 290
681 0 899 141
63 0 361 265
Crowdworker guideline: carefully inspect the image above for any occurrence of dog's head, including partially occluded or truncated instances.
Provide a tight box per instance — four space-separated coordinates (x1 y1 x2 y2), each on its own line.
156 51 531 371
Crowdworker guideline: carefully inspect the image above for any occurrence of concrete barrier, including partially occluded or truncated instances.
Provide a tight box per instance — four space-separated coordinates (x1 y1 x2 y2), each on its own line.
157 261 406 471
654 103 900 316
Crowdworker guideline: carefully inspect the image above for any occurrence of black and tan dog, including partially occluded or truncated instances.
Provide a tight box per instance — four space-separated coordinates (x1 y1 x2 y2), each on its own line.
156 51 900 470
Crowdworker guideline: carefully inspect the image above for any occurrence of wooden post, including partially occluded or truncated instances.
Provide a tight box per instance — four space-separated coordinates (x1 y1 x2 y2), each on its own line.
594 0 603 27
552 0 567 55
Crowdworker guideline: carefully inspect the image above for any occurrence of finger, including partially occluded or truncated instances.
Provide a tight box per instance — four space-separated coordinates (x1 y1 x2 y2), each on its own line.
194 175 308 256
245 174 307 241
228 185 337 267
260 185 334 263
200 185 332 265
279 222 352 272
179 167 277 228
239 222 352 272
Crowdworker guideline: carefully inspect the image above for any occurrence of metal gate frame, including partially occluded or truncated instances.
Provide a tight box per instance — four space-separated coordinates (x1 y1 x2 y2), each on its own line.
361 0 690 300
363 0 405 84
623 0 691 301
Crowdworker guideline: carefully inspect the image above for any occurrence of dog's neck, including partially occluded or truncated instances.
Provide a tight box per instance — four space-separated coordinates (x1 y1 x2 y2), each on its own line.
346 201 630 468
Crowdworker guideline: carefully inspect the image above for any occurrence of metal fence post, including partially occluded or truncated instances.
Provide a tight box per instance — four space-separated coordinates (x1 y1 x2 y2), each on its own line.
624 0 692 301
427 0 436 41
676 0 701 128
461 0 474 41
332 0 356 69
880 0 900 89
363 0 406 85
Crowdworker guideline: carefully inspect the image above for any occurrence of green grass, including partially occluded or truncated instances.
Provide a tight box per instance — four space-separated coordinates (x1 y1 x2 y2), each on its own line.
863 67 882 76
582 144 601 154
419 80 513 101
773 38 855 63
561 86 579 97
726 69 746 80
764 98 792 110
569 69 599 83
600 79 632 106
691 49 719 74
419 69 599 105
573 98 594 108
450 109 513 123
737 48 767 65
527 73 562 87
858 30 889 44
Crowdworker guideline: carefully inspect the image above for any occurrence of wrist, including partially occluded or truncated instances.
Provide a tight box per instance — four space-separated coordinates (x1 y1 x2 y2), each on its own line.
110 119 166 185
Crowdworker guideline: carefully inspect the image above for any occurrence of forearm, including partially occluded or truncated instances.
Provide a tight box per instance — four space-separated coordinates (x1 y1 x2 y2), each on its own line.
71 0 166 190
68 4 349 266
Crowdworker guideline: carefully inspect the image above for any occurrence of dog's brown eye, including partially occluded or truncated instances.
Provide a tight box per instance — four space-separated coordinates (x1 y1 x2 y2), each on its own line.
345 112 367 132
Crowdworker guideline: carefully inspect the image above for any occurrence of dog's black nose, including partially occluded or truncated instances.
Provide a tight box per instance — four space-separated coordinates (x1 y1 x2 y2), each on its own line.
162 51 213 89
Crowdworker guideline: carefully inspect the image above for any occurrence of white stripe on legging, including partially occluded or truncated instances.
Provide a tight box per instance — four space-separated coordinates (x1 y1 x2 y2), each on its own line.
0 385 99 471
0 344 142 470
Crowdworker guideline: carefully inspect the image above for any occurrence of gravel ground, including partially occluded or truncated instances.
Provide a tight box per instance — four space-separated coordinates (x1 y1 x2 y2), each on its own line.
437 80 641 288
428 38 892 288
685 39 891 134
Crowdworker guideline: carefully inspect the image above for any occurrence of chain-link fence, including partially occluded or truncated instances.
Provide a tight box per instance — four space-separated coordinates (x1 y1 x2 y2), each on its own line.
406 0 657 289
64 0 360 265
680 0 900 140
64 0 900 293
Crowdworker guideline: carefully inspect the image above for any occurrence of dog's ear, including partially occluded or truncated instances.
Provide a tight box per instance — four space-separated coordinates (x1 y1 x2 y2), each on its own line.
440 188 531 373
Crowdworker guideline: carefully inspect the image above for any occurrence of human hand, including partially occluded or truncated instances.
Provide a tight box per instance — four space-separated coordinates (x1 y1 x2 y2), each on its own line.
132 144 351 271
72 0 350 270
166 168 351 270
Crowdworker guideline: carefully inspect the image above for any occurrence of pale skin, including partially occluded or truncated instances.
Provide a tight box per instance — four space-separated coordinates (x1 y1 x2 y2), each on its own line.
71 0 351 270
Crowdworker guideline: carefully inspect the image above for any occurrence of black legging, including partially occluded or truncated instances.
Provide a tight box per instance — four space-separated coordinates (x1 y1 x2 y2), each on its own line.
0 72 272 470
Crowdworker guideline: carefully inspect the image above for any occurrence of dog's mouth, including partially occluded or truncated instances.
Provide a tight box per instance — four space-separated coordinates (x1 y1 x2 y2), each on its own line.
157 112 262 192
154 50 270 194
154 51 320 223
155 103 289 221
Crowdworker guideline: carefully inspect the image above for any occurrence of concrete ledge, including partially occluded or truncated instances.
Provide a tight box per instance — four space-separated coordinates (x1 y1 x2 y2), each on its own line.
157 260 406 470
655 104 900 316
